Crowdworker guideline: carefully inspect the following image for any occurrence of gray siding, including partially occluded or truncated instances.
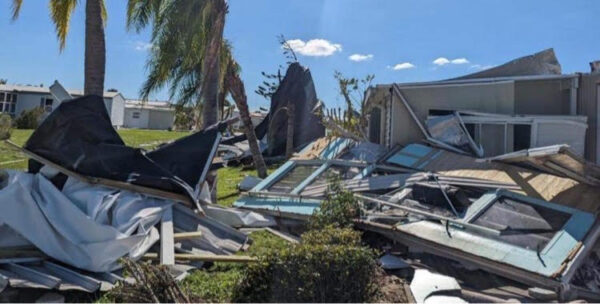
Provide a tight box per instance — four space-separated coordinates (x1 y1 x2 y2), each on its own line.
578 73 600 163
514 79 571 115
390 81 515 147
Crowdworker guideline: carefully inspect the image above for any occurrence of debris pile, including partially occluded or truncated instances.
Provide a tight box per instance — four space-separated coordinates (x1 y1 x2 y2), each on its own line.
0 96 274 299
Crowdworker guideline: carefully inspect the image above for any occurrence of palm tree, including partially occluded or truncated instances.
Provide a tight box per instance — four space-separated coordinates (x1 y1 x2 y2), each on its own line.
11 0 106 96
223 47 267 178
129 0 268 177
128 0 224 129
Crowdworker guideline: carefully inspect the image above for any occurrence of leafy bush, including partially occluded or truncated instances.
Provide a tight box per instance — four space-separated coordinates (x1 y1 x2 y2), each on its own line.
301 225 362 246
0 114 11 140
14 107 44 129
309 180 361 230
233 227 378 303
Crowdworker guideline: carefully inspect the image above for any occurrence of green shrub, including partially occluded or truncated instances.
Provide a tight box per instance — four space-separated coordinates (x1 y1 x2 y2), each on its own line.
14 107 44 129
233 228 378 303
0 114 11 140
301 225 362 246
309 180 361 230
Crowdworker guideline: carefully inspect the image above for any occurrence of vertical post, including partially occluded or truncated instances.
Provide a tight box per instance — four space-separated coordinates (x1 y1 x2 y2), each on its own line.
570 77 579 115
286 102 295 159
159 206 175 266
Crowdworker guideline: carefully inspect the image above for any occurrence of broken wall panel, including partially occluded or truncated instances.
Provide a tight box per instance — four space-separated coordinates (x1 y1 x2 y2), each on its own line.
384 144 600 212
358 190 598 297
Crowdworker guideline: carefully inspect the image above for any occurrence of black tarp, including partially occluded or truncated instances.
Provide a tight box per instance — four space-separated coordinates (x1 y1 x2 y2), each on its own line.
24 95 221 202
266 62 324 156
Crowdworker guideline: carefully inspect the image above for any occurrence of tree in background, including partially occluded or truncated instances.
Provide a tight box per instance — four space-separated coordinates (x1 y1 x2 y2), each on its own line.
255 35 297 100
128 0 267 177
223 46 268 178
319 71 375 141
128 0 226 130
11 0 106 96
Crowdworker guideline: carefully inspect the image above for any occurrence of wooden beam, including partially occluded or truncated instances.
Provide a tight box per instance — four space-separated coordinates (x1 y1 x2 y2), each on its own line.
173 231 203 241
143 253 257 263
159 207 175 266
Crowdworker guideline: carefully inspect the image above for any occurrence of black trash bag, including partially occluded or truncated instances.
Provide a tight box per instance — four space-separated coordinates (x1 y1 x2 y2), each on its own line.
24 95 222 202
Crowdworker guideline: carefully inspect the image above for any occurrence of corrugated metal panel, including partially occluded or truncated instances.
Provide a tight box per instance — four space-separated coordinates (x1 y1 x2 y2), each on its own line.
578 73 600 163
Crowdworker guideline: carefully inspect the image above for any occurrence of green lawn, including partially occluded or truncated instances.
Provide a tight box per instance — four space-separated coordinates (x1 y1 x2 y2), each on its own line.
217 165 279 207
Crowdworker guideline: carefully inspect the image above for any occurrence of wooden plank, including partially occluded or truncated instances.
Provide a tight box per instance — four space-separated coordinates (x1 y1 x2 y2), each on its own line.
159 207 175 266
143 253 257 263
173 231 203 241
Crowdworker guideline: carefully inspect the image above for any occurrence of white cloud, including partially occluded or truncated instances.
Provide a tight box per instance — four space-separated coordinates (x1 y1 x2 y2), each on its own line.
389 62 415 70
451 58 469 64
348 53 373 62
433 57 450 66
135 41 154 51
284 39 342 57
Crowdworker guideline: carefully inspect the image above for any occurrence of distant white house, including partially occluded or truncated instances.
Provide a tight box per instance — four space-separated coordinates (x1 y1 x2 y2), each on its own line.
0 84 125 127
124 99 175 130
229 110 267 130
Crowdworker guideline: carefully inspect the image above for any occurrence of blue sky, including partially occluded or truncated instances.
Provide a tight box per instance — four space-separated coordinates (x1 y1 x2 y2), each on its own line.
1 1 599 110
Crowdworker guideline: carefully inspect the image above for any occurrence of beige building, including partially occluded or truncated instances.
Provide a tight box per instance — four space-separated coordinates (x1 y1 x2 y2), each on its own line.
365 72 600 163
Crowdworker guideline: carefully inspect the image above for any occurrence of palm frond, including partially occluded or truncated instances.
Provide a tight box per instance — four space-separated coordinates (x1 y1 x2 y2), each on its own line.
49 0 78 50
11 0 23 20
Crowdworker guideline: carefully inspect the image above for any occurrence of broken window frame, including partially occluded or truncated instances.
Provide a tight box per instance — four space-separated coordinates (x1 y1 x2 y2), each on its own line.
368 188 595 278
250 159 373 195
443 112 588 156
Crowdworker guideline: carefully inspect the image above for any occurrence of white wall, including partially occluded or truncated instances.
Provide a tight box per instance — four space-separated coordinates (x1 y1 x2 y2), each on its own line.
109 94 125 127
148 110 175 130
7 91 123 127
124 108 150 129
14 93 48 116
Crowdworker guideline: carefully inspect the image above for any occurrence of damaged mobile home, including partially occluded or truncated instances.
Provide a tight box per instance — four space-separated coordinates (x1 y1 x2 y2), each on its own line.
232 49 600 302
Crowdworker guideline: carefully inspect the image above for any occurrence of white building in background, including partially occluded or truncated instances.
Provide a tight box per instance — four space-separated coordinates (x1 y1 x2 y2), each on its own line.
124 99 175 130
0 84 125 127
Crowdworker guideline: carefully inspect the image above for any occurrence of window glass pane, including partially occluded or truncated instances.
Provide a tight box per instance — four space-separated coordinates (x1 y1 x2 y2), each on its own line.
513 124 532 151
10 103 15 113
472 197 571 250
301 165 361 194
267 165 320 193
0 93 4 102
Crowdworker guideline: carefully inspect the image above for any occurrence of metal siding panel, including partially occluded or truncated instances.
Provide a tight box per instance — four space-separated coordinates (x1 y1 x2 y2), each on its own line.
578 74 600 163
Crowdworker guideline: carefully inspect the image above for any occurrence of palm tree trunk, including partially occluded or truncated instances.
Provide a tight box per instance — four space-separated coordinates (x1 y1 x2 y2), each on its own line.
226 67 268 178
200 1 226 128
84 0 105 96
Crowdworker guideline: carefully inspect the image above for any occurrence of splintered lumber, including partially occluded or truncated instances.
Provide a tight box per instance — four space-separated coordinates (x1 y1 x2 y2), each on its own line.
143 253 257 263
159 207 175 266
173 231 203 241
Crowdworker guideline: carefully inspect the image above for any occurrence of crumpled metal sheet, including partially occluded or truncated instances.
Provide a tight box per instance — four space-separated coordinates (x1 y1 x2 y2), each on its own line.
0 170 168 272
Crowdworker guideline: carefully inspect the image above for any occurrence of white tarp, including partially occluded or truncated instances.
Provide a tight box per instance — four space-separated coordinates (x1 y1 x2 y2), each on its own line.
0 170 169 272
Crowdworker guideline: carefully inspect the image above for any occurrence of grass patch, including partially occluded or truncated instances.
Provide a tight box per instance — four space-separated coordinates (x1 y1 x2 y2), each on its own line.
216 165 279 207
